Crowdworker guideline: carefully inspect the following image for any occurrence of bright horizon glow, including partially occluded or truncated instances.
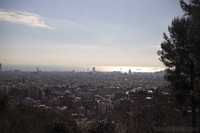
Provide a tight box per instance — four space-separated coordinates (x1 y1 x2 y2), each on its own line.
0 0 183 69
2 64 164 73
96 66 164 73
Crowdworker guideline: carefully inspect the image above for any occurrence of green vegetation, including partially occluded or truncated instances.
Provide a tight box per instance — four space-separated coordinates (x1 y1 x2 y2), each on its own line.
158 17 191 104
0 1 200 133
0 103 82 133
158 0 200 129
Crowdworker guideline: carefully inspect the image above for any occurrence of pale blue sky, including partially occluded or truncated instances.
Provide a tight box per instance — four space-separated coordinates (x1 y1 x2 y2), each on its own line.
0 0 183 71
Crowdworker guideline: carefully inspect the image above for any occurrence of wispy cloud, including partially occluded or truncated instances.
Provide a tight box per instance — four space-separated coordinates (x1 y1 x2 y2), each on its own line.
0 9 53 29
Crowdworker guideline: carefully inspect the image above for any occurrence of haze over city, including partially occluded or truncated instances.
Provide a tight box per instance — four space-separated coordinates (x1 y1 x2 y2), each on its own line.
1 0 200 132
0 0 183 72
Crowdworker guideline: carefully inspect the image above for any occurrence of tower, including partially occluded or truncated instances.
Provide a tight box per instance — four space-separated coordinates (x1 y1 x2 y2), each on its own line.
128 69 131 74
92 67 95 72
37 67 39 73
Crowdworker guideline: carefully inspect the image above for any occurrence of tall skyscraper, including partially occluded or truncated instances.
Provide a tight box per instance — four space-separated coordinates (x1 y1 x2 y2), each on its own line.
92 67 96 74
0 63 2 72
128 69 132 74
92 67 95 72
37 67 39 72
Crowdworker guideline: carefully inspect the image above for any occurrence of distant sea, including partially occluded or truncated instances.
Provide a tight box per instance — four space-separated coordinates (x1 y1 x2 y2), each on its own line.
96 66 165 73
1 64 165 73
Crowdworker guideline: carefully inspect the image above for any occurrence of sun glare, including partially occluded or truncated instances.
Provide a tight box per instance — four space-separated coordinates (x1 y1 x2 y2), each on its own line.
97 66 164 73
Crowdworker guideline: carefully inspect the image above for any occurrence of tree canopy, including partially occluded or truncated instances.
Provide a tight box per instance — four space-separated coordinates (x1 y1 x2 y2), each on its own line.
158 0 200 102
158 17 191 104
158 0 200 128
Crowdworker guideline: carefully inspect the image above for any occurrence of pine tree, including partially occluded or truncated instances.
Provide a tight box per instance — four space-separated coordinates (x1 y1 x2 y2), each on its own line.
180 0 200 129
157 17 191 104
158 0 200 129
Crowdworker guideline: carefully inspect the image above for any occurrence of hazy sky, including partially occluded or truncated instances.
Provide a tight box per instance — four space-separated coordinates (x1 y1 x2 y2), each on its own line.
0 0 183 71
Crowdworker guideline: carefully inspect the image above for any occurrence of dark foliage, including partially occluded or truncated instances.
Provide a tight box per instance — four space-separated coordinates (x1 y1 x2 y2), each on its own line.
0 96 9 112
0 104 82 133
157 17 191 104
88 122 115 133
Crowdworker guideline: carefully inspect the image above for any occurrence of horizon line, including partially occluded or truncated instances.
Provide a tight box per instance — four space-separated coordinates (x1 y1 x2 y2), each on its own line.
0 64 165 73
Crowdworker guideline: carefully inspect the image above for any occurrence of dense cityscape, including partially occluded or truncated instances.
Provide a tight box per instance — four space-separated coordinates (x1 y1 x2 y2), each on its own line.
0 64 175 132
0 66 166 107
1 64 198 132
1 0 200 132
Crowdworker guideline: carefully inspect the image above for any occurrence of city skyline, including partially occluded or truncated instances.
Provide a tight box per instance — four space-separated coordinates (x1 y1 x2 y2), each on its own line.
0 0 183 72
0 64 165 73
